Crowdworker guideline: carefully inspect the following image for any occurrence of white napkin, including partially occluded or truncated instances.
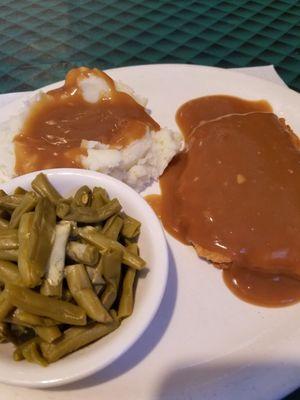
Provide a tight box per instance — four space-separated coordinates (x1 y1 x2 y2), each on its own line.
0 65 288 109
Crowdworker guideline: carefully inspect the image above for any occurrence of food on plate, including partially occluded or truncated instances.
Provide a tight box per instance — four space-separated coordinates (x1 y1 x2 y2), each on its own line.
0 173 145 365
147 95 300 307
0 67 183 192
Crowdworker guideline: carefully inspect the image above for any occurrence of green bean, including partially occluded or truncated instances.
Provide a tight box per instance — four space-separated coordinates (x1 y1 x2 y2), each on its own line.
19 339 48 367
28 198 56 285
0 322 9 343
41 318 120 363
0 217 9 229
64 199 121 223
18 212 36 287
13 337 40 362
65 264 112 323
0 194 24 211
56 200 71 219
91 187 109 209
0 249 18 262
0 260 24 286
0 229 18 250
9 309 57 327
101 250 122 309
43 221 71 290
121 215 141 239
73 186 92 207
9 191 38 229
35 326 61 343
0 289 14 321
14 187 27 195
64 264 91 292
31 173 62 204
66 241 99 266
92 256 106 285
78 227 146 270
118 244 138 319
6 284 87 326
102 215 123 240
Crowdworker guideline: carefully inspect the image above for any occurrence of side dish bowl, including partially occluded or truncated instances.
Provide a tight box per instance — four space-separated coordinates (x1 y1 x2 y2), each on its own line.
0 168 168 388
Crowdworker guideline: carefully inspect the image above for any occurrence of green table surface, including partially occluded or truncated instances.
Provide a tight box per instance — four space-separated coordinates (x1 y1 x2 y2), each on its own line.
0 0 299 93
1 0 300 399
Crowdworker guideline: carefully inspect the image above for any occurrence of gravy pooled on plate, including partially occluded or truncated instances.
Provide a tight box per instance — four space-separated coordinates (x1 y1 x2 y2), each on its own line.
14 67 159 174
147 95 300 307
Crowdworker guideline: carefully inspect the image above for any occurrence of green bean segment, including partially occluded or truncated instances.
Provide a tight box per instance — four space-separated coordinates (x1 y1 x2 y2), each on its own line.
78 227 145 270
0 173 145 366
41 319 120 363
0 229 18 250
66 241 99 266
65 264 112 323
0 249 18 262
6 284 87 326
9 191 38 229
64 199 121 223
31 173 62 204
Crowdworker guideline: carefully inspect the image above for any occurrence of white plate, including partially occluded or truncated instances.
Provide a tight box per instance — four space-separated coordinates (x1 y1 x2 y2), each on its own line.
0 169 168 388
1 64 300 399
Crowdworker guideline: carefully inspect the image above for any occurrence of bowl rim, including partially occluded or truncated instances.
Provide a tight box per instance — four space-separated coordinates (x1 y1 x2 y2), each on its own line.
0 168 169 388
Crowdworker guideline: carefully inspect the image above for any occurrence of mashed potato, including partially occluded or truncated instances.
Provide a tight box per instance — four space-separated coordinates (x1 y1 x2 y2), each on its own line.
0 71 183 192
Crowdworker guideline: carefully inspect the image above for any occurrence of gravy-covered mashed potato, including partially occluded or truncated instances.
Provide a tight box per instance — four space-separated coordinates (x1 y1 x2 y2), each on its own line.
0 67 183 191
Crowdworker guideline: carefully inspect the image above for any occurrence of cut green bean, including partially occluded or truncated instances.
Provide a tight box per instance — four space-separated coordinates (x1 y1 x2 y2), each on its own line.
0 260 24 286
9 191 38 229
65 264 112 323
41 318 120 363
118 244 138 319
34 326 61 343
102 215 123 240
66 241 99 266
78 227 145 270
0 194 24 211
0 289 14 321
0 229 18 250
9 309 57 327
13 337 40 362
14 187 27 195
31 173 62 204
19 339 48 367
64 198 121 223
91 187 109 209
73 186 92 207
6 284 87 326
56 200 71 219
0 249 18 262
121 215 141 239
28 198 56 285
100 250 122 309
18 212 36 287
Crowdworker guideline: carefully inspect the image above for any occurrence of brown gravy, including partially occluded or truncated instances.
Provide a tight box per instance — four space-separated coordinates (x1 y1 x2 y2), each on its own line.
147 95 300 307
14 67 159 175
223 266 300 307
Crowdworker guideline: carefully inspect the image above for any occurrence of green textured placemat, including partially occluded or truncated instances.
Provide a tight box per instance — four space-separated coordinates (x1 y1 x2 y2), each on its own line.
0 0 299 93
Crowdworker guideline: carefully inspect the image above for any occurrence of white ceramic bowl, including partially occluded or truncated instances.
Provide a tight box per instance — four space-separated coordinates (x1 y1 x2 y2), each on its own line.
0 168 168 388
